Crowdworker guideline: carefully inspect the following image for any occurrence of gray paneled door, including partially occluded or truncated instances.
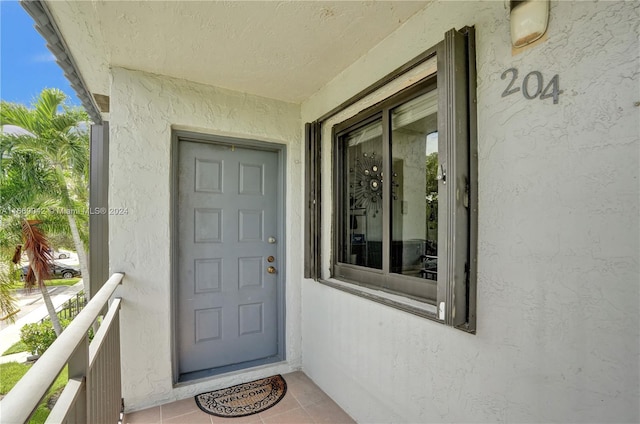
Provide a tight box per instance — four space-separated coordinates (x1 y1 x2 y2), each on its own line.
177 140 280 375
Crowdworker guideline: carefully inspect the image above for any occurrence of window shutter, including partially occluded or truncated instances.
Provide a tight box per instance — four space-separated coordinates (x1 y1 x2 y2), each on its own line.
438 27 476 329
304 121 322 279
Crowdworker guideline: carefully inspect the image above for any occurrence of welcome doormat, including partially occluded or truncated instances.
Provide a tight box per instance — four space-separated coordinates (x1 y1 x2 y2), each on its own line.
195 375 287 418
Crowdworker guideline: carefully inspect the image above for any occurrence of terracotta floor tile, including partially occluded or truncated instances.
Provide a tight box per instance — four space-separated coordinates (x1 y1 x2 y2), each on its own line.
262 407 314 424
283 371 313 386
124 406 161 424
162 398 201 420
124 372 353 424
257 392 301 419
163 410 212 424
304 399 356 424
208 414 263 424
285 375 330 407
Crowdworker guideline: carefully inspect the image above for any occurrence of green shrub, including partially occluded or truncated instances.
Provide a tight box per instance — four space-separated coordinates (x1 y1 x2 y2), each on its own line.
19 317 94 356
20 319 71 355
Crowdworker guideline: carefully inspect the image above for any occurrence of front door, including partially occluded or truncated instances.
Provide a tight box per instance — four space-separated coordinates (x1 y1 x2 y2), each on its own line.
176 138 282 378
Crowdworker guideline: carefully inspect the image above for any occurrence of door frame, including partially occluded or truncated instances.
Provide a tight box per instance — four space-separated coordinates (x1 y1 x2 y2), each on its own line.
170 130 287 385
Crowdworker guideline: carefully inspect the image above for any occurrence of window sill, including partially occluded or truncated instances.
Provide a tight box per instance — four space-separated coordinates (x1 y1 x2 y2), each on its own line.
317 277 440 321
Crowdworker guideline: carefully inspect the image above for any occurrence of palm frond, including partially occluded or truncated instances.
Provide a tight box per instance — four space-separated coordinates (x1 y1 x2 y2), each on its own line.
21 219 53 288
33 89 67 135
0 133 38 158
0 270 19 323
1 150 62 208
51 107 89 133
0 102 33 130
0 219 23 251
11 245 22 265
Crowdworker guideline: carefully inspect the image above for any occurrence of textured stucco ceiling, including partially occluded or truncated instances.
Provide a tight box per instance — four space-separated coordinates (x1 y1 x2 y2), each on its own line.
46 1 430 104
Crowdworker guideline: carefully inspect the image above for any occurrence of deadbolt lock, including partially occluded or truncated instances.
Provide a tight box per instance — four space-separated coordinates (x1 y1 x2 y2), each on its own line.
267 256 275 263
267 266 277 274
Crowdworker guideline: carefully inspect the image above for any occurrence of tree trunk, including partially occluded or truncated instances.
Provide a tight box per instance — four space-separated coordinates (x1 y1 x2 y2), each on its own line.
26 250 63 336
39 280 63 337
66 212 90 298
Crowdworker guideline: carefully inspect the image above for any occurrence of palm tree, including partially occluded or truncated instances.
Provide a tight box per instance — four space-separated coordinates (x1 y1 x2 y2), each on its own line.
1 89 91 297
0 146 69 335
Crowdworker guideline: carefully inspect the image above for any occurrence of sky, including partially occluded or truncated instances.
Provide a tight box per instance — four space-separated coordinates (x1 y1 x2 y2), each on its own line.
0 0 79 107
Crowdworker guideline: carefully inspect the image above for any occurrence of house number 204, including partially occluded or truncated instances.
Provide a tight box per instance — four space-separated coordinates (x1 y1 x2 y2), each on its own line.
501 68 562 104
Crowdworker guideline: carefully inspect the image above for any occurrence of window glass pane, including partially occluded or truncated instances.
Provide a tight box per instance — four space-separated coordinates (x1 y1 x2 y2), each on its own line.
342 120 383 269
390 89 438 279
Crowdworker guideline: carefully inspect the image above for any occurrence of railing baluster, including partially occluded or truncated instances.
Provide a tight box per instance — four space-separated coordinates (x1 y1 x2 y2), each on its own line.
88 298 122 423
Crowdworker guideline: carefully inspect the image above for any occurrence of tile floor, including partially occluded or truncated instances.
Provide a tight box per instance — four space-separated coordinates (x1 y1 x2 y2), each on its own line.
124 371 355 424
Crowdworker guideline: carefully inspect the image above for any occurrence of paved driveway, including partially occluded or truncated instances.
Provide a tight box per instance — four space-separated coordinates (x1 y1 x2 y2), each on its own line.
0 282 84 356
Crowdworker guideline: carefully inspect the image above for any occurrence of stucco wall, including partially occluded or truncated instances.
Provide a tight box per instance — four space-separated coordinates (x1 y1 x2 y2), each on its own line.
108 68 302 411
301 1 639 423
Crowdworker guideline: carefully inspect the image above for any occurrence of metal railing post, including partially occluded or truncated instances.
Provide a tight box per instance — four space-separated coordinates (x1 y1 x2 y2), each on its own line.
67 336 89 422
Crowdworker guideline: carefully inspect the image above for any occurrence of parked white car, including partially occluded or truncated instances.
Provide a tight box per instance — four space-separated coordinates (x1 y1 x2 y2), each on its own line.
49 248 71 259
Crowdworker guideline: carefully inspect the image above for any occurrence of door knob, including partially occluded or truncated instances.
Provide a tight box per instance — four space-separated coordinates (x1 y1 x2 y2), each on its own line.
267 266 277 274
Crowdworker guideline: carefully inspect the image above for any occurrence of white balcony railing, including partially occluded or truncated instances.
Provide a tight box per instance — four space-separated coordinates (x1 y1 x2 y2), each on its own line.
0 273 125 424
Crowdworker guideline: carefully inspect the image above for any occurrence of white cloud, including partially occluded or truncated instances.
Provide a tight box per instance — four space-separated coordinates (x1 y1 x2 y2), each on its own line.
31 53 56 63
426 132 438 156
1 125 36 137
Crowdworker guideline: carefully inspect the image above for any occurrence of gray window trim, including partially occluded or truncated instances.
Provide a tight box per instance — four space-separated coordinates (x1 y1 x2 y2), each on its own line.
318 277 439 320
332 78 440 305
439 28 472 329
320 27 477 332
304 122 322 280
316 45 438 123
467 28 479 333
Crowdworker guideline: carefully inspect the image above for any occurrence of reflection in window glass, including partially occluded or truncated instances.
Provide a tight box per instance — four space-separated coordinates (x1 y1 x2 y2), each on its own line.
342 120 383 269
390 89 438 280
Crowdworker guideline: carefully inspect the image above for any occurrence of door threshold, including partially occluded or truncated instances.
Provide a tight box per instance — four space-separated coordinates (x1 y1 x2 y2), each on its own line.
176 355 284 386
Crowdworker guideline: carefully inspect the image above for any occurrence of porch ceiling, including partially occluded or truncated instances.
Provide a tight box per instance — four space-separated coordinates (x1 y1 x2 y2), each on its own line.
46 1 430 104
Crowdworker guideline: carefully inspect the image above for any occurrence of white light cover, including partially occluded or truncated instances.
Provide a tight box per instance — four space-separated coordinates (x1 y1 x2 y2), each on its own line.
510 0 549 48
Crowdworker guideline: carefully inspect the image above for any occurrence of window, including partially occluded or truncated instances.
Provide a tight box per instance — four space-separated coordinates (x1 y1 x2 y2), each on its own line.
323 28 477 331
